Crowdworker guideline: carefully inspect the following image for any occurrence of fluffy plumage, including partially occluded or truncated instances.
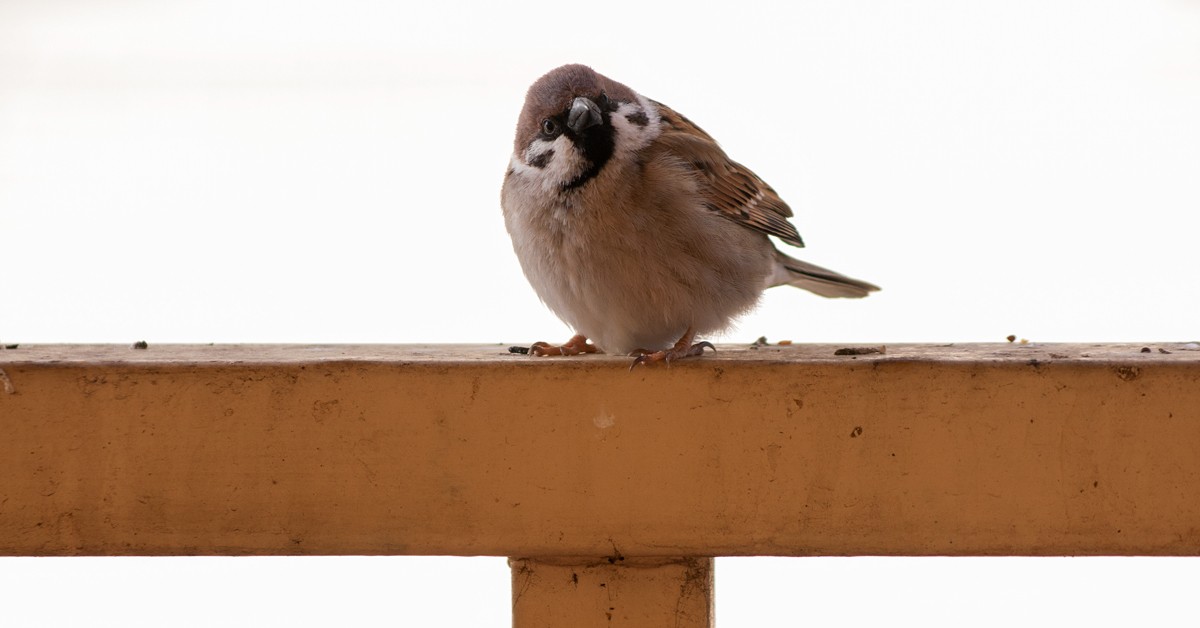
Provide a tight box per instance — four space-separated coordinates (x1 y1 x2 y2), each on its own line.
502 64 878 361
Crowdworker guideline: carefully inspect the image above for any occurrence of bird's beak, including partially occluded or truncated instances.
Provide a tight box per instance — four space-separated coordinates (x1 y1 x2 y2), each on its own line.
568 97 603 133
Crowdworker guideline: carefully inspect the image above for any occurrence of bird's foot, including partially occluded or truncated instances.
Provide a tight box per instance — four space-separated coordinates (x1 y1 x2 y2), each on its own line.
529 334 599 357
629 327 715 370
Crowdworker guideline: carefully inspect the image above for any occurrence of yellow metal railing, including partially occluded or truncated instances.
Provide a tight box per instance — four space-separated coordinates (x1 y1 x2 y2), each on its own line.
3 343 1198 626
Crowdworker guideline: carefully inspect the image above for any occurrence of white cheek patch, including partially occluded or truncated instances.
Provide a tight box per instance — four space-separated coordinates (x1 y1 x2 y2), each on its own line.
609 94 662 157
511 134 589 192
523 138 556 167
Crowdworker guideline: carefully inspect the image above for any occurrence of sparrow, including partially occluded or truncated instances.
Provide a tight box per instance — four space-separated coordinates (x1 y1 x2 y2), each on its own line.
501 64 878 366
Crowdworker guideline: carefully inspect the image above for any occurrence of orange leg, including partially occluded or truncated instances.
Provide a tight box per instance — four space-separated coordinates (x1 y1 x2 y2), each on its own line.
529 334 600 357
629 326 715 369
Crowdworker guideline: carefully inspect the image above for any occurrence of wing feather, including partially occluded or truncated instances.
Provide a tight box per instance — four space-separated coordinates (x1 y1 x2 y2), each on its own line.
650 101 805 247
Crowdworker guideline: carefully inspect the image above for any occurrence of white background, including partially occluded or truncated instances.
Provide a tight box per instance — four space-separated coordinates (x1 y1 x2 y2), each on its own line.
2 1 1198 625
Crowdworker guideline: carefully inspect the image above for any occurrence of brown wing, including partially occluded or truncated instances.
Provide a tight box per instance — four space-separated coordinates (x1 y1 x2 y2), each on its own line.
650 100 805 247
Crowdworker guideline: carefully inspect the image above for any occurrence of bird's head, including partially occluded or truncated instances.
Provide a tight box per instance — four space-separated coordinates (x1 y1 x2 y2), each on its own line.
510 64 660 191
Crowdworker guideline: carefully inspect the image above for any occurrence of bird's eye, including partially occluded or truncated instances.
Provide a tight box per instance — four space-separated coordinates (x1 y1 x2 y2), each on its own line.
598 92 611 109
541 119 558 136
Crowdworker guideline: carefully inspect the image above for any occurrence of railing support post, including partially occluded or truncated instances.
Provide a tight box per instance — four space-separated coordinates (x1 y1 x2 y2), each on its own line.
510 557 714 627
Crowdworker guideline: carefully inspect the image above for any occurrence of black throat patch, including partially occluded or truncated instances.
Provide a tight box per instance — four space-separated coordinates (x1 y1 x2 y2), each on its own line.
561 114 615 191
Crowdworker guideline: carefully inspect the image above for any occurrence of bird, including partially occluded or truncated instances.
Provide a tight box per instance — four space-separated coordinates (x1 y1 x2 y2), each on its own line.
501 64 878 367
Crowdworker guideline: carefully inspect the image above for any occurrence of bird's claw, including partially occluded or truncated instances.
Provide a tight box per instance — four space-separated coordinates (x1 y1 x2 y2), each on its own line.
527 335 598 357
629 353 651 371
628 341 716 371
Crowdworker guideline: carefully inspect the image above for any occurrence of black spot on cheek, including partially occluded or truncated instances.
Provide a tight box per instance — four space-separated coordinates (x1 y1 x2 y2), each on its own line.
625 110 650 127
528 149 554 169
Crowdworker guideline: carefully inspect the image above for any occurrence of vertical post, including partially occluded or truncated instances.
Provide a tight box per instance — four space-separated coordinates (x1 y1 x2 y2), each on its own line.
510 557 714 627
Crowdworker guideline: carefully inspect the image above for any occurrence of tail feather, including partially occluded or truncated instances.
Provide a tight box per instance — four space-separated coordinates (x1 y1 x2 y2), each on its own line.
771 250 880 298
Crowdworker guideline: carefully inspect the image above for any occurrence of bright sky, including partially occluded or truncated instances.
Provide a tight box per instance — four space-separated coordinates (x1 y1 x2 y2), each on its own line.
2 1 1198 625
